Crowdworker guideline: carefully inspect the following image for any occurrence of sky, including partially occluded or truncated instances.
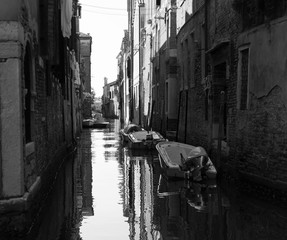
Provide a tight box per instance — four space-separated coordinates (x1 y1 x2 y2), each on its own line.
79 0 128 96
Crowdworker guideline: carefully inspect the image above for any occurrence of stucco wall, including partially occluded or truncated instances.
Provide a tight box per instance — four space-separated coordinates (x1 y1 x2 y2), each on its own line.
235 17 287 183
238 17 287 103
0 0 20 20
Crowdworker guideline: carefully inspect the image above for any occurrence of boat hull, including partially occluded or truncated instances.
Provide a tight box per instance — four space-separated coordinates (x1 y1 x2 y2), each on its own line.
127 130 166 150
119 130 129 143
156 141 217 181
158 154 193 179
82 119 109 129
119 124 143 143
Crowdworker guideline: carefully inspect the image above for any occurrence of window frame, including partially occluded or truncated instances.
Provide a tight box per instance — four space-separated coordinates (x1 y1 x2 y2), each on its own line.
237 45 250 110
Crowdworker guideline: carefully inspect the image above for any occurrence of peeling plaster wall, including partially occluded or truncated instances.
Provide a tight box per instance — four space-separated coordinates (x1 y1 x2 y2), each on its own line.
236 17 287 183
238 17 287 104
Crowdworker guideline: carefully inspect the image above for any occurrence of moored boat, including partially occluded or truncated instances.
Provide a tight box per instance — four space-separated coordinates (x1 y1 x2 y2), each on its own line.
156 141 217 181
119 124 143 143
92 120 110 128
82 119 95 128
127 130 166 150
82 119 109 129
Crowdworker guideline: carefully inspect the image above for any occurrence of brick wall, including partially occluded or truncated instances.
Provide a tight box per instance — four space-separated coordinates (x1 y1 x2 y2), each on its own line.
235 86 287 181
0 0 78 235
209 0 287 192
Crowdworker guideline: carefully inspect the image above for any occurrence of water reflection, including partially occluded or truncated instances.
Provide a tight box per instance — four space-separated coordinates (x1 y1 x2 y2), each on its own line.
27 119 287 240
156 175 224 239
77 130 94 218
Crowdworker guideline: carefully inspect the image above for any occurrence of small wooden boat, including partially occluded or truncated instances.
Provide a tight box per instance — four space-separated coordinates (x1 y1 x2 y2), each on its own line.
82 119 95 128
119 124 143 143
82 119 109 129
92 120 110 128
127 130 166 150
156 141 217 181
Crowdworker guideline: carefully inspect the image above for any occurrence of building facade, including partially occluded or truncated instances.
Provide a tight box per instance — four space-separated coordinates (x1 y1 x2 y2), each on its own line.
79 32 93 119
0 0 82 235
124 0 287 197
102 78 120 119
117 30 130 126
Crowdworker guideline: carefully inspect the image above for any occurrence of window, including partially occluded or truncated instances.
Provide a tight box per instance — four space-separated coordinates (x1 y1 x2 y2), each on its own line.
213 62 227 139
127 58 131 78
189 32 196 88
156 0 161 7
184 38 189 89
24 53 32 142
238 47 249 110
39 1 48 56
180 42 184 90
24 43 35 143
165 82 168 113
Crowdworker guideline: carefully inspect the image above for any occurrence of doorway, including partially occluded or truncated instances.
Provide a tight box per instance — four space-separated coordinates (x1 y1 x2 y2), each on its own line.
212 62 227 140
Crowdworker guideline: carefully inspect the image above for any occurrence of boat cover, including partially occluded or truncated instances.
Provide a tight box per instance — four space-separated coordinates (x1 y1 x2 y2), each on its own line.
187 146 208 159
123 124 142 134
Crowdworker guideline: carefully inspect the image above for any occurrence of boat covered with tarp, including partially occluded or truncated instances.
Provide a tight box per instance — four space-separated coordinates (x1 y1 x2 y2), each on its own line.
156 141 217 181
127 130 166 150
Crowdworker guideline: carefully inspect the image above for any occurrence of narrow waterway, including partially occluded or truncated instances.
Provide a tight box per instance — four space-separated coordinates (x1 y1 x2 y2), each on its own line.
28 119 287 240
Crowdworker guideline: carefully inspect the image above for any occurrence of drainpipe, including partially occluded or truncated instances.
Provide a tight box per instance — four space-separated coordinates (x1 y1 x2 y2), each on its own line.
70 72 75 142
138 5 142 126
130 4 134 123
204 0 208 77
217 91 225 169
148 35 153 130
205 0 212 152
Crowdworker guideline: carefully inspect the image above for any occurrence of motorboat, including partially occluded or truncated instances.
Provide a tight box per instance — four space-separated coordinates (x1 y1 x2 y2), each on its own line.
92 120 110 128
127 130 166 150
82 119 95 128
156 141 217 181
119 124 143 143
82 119 109 129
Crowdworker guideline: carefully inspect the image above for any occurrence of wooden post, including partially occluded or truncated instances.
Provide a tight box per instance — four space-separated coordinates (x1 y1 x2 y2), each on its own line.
176 91 182 141
217 91 225 169
148 100 155 131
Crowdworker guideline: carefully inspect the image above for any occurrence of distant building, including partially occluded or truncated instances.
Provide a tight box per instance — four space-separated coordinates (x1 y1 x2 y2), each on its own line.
79 33 92 93
117 30 130 126
79 32 92 119
93 97 102 113
102 78 120 119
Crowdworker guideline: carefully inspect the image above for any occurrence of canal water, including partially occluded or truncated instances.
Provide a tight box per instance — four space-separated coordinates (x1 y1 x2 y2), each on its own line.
28 119 287 240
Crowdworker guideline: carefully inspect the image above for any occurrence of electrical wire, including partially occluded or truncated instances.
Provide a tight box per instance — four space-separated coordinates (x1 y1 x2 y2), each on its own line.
80 2 182 12
81 8 165 18
80 1 186 17
80 3 127 11
81 9 128 16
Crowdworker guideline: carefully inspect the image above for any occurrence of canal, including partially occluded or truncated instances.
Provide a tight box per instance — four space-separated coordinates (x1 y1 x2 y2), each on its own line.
27 119 287 240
